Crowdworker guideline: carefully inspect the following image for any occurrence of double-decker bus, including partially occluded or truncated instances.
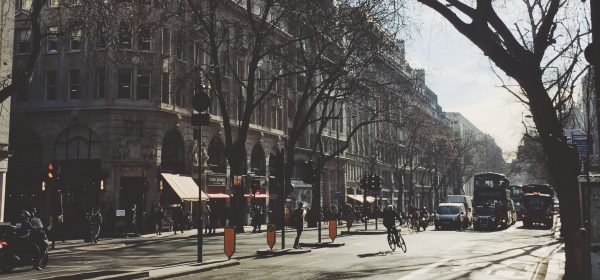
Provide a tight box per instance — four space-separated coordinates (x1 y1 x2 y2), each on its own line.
473 173 516 230
522 184 554 228
509 185 525 220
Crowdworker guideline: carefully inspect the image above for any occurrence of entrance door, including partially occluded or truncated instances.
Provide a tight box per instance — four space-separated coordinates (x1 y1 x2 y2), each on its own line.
120 177 145 230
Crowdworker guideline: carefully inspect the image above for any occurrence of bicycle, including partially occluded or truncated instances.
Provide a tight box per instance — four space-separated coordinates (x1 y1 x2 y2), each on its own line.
387 225 407 253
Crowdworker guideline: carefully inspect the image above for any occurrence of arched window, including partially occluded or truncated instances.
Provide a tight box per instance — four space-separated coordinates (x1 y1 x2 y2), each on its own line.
162 129 185 173
54 125 100 160
250 144 266 176
208 137 226 174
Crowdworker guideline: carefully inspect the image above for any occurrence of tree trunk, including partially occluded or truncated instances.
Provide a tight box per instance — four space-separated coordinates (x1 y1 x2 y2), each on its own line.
525 78 591 279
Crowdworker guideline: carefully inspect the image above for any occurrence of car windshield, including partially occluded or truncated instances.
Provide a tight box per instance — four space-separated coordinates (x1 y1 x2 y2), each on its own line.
476 206 496 216
437 206 459 215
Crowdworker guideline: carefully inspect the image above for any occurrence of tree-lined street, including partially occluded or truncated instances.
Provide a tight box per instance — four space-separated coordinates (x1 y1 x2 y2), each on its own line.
3 220 561 280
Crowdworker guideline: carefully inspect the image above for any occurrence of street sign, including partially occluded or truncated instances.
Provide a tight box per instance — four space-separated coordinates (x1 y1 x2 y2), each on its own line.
267 224 276 249
191 113 210 126
224 227 236 260
329 220 337 242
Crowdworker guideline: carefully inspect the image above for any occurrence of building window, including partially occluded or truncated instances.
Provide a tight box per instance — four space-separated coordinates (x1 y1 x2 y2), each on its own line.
68 29 81 51
17 0 32 11
138 28 152 51
175 32 184 60
137 70 151 100
47 0 59 7
47 26 58 53
193 42 203 66
46 71 57 101
96 68 105 99
96 25 107 48
174 76 183 106
161 72 170 104
68 70 80 100
16 29 31 53
161 28 170 54
119 25 132 49
118 69 132 99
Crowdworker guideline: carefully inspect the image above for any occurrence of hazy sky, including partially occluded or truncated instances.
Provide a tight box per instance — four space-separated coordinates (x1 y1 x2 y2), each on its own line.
403 4 527 161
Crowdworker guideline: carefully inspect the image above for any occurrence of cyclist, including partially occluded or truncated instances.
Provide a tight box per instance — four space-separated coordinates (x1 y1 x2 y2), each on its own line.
383 205 402 245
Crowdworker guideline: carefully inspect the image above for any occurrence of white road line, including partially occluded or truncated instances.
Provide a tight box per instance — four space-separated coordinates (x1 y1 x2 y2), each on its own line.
398 258 450 280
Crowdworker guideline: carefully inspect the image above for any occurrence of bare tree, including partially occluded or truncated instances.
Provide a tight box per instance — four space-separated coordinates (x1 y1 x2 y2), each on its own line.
417 0 591 277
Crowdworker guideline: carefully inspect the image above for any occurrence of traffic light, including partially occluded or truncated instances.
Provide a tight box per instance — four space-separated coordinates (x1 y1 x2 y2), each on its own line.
368 174 375 189
269 150 293 196
303 160 315 184
47 163 61 181
373 175 381 191
144 179 149 192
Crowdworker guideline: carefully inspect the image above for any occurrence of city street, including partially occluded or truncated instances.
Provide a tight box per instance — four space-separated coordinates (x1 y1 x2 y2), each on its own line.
2 221 561 280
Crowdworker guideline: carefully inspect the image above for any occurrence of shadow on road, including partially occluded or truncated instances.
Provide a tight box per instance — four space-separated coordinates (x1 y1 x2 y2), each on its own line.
356 250 395 258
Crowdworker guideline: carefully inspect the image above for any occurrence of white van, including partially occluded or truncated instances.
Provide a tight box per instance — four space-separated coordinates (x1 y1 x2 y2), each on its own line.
447 195 473 226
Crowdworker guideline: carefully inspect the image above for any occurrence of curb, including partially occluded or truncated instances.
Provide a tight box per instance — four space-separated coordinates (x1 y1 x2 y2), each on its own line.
256 248 312 256
340 230 386 235
145 259 240 280
299 242 345 248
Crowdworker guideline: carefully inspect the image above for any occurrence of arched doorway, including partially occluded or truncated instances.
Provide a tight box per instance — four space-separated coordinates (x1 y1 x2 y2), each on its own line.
250 144 266 176
6 127 43 221
53 125 102 237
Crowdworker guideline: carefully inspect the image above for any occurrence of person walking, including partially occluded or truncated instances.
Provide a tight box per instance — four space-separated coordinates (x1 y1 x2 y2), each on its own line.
292 202 305 249
173 205 184 235
90 208 102 243
153 206 164 236
251 206 262 233
128 203 138 237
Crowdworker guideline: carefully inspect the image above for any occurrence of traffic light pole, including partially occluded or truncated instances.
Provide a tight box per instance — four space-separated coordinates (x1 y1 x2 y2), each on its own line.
281 148 286 250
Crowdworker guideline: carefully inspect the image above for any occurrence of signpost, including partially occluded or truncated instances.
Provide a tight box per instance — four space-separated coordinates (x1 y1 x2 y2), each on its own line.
329 220 337 242
267 224 276 250
224 227 236 260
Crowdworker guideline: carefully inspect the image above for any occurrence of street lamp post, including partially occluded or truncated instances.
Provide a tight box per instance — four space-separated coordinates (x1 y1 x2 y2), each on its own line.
192 79 211 263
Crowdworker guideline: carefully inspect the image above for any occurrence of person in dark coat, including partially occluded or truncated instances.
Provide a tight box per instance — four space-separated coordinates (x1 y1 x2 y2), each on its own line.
173 205 184 235
153 206 164 236
251 206 262 233
90 208 102 243
128 204 138 237
292 202 305 249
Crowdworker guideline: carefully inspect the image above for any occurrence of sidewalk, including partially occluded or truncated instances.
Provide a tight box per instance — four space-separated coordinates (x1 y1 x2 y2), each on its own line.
49 220 379 253
543 215 565 280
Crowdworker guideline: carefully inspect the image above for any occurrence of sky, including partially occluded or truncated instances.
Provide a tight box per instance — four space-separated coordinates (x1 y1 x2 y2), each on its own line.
402 3 527 162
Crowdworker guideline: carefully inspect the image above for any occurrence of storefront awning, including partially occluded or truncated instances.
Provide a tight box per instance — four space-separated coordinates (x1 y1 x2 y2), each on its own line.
244 192 269 199
207 193 231 199
347 194 375 203
161 173 208 201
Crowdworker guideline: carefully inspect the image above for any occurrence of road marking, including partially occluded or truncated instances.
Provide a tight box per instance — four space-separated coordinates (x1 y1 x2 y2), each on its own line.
397 258 450 280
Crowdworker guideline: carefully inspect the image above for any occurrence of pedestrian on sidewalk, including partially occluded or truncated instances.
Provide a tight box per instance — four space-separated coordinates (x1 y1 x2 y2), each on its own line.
292 202 305 249
153 205 164 236
251 206 262 233
90 208 102 243
127 203 138 237
173 205 184 235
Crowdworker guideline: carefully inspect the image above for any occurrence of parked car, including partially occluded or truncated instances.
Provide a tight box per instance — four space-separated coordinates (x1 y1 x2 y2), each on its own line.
435 203 468 230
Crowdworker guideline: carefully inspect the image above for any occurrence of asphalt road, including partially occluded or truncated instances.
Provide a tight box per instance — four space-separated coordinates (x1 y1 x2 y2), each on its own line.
2 221 559 280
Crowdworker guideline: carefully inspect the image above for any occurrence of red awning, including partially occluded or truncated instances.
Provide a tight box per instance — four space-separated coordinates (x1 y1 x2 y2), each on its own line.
207 193 231 199
244 193 269 199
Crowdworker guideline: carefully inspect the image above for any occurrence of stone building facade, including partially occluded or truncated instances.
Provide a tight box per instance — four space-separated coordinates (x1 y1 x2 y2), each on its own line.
0 0 14 222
